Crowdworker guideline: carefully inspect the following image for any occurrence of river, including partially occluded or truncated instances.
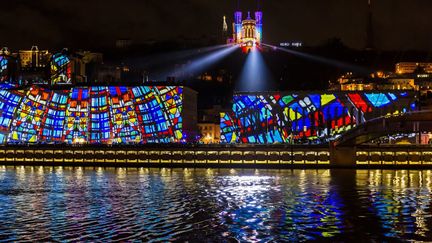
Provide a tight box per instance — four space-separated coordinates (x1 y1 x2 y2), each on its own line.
0 166 431 242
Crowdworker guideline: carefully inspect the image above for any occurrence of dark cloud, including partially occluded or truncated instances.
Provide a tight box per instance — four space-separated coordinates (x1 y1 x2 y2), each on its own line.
1 0 431 50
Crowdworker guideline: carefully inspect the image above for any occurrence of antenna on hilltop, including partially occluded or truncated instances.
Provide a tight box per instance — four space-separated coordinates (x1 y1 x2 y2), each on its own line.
365 0 374 50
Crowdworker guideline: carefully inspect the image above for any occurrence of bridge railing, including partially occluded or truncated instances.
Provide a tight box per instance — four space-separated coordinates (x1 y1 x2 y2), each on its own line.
332 110 432 147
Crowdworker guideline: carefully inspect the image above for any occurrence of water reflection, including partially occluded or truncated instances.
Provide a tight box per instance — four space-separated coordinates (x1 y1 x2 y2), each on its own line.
213 170 344 241
0 167 430 241
356 170 432 241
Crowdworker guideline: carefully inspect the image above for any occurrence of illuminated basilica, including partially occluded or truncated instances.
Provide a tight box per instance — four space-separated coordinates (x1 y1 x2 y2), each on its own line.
228 10 262 51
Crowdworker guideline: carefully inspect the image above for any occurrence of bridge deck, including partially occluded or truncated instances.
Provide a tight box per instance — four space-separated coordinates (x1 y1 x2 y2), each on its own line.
334 110 432 147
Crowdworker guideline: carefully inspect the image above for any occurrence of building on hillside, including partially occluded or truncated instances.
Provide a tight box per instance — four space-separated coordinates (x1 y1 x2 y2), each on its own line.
17 46 51 84
333 66 432 93
115 39 133 49
19 46 51 69
396 62 432 74
0 47 106 86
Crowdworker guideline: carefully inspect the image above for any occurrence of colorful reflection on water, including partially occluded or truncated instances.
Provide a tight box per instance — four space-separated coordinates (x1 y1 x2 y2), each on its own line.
356 170 432 240
215 170 344 241
0 167 431 241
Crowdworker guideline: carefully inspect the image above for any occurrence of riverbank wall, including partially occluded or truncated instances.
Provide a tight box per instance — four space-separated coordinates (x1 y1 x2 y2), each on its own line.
1 144 432 169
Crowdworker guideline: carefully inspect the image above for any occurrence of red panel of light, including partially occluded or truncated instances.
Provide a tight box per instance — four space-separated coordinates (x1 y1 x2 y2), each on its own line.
348 93 369 113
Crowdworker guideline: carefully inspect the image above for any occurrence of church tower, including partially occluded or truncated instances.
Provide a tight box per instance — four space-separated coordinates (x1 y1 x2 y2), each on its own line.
255 12 262 43
234 11 243 43
255 0 263 43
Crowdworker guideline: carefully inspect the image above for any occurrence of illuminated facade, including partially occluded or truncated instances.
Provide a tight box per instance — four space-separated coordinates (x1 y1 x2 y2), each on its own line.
333 66 432 92
396 62 432 74
0 48 98 85
0 54 8 82
0 85 197 144
220 92 417 144
18 46 50 68
198 123 220 144
233 11 262 51
0 47 15 84
50 53 72 85
50 50 88 85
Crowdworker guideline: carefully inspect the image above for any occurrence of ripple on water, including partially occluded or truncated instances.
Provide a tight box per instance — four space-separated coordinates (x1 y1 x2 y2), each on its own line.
0 167 431 241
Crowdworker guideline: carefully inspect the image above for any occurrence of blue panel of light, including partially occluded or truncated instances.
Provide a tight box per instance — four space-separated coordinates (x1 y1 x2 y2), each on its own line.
365 93 391 108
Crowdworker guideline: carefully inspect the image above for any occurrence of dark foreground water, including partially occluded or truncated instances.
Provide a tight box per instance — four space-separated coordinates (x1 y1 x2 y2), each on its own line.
0 167 431 242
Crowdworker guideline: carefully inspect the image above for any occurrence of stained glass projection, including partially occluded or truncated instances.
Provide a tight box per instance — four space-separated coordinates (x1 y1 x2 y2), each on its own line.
9 86 51 143
0 85 186 145
64 88 89 144
0 55 8 82
51 53 72 85
221 92 416 144
40 90 69 142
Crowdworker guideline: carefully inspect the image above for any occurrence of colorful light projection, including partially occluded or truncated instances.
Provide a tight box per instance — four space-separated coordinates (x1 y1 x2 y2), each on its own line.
0 85 184 144
9 86 52 143
40 90 69 142
0 89 23 143
108 86 141 144
89 87 111 144
0 55 8 82
132 86 183 143
51 53 72 84
221 92 416 144
64 88 89 143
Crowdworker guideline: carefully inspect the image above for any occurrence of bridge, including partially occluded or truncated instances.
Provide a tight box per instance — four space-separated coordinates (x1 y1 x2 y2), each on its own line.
333 110 432 147
330 110 432 166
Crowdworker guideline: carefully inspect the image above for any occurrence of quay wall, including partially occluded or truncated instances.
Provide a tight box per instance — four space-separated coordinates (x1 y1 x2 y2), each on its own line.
0 145 432 168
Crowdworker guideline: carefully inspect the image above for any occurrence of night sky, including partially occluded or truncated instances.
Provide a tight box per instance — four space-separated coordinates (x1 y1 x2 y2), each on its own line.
2 0 432 50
